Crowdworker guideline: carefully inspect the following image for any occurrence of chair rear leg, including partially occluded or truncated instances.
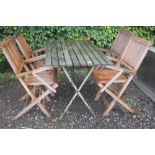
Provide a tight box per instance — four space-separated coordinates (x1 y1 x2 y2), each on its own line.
19 93 29 102
49 85 55 97
101 94 110 109
49 91 55 97
90 79 94 85
94 88 102 101
39 85 51 101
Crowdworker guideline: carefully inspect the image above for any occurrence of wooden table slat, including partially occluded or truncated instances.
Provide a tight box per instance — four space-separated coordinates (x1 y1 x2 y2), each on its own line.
61 40 73 67
56 40 66 66
51 42 59 67
79 41 100 65
88 41 113 65
70 40 87 66
51 41 59 67
45 41 52 66
65 40 80 67
74 40 93 66
83 41 106 64
83 41 107 65
46 40 112 68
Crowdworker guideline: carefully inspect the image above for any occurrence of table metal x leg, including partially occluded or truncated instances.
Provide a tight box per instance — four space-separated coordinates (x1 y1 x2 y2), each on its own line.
59 66 95 120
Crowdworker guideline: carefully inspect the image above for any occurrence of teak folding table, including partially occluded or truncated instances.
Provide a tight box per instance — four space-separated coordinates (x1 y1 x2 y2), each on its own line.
45 40 112 120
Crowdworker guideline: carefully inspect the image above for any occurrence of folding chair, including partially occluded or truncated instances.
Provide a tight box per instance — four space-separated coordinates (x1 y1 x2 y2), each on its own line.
97 30 133 63
0 36 58 120
13 32 57 101
14 32 58 102
92 35 152 117
90 30 133 85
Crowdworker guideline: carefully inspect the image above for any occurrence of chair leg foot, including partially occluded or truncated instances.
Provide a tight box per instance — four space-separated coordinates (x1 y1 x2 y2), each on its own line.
37 102 51 118
94 92 101 101
49 91 55 97
102 95 109 109
90 80 94 85
102 100 116 117
19 93 29 102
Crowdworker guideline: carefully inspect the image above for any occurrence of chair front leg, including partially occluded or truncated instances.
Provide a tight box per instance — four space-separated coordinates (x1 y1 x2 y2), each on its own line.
13 89 52 120
33 86 51 118
105 88 135 113
102 75 134 116
102 99 117 117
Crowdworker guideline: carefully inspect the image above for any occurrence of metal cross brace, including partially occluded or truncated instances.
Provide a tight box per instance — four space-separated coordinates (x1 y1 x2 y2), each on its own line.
59 66 96 120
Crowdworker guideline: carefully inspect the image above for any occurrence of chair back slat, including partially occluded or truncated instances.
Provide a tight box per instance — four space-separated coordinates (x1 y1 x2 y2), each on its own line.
121 36 152 72
0 36 24 74
14 33 32 59
112 30 133 56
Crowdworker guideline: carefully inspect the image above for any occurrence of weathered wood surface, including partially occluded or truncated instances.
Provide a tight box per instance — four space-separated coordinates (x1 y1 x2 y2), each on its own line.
45 40 112 68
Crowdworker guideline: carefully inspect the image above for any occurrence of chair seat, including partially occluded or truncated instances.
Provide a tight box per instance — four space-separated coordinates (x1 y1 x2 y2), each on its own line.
24 70 58 85
92 69 126 83
34 60 45 68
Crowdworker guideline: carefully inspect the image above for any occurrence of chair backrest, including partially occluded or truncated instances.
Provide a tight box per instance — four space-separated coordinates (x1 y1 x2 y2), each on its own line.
0 36 25 75
14 32 32 59
120 36 152 72
112 30 133 56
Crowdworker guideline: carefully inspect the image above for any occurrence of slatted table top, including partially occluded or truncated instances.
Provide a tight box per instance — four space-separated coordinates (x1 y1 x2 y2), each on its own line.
45 40 112 68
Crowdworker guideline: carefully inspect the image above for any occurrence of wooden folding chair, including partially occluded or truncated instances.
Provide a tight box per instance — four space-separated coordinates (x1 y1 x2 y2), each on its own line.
92 35 152 117
14 32 58 102
97 29 133 63
90 30 133 85
0 36 58 120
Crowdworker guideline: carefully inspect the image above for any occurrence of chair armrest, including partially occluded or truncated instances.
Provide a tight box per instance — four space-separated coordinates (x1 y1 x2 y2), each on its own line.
97 48 113 53
107 56 119 62
106 65 123 72
32 48 46 54
106 65 135 75
24 54 46 63
121 68 136 75
17 66 52 78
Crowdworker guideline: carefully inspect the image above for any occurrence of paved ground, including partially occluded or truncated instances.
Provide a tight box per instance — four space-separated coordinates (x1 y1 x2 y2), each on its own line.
0 70 155 129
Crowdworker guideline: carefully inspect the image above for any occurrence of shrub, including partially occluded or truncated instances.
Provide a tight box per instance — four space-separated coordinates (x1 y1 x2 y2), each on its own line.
0 26 155 68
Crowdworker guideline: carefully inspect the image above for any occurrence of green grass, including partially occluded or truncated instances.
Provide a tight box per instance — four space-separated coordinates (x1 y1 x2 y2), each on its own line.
124 97 138 107
0 72 15 85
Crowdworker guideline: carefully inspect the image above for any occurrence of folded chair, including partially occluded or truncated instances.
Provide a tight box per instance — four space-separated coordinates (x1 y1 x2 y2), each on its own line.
92 35 152 117
0 36 58 120
97 29 133 63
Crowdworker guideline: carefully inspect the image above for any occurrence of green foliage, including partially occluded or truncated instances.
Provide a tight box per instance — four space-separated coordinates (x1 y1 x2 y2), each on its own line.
0 72 15 85
0 26 155 68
